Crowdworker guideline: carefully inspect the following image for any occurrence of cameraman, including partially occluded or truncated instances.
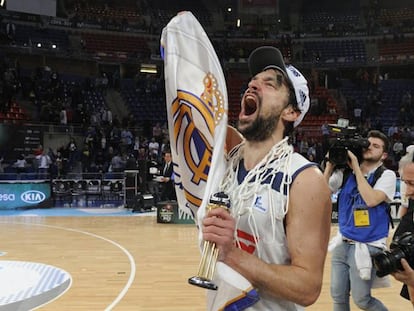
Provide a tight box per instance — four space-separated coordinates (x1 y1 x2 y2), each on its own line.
324 130 396 310
391 147 414 304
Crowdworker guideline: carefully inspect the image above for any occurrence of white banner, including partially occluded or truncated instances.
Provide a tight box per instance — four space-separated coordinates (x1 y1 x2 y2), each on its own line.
160 11 228 221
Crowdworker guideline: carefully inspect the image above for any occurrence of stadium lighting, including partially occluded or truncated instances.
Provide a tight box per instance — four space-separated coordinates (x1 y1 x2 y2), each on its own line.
140 64 157 74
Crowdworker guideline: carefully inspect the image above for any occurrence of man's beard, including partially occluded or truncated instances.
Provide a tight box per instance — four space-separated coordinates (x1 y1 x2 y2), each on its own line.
362 151 383 164
237 112 279 142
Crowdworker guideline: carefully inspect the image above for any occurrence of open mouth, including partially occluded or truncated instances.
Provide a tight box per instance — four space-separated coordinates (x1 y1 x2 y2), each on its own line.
243 95 258 116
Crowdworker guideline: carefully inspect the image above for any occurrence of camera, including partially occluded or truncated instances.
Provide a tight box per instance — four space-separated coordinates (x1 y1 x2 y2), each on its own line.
327 118 369 166
373 232 414 277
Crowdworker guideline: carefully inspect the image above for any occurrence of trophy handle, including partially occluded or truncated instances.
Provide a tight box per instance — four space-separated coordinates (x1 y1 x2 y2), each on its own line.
188 192 230 290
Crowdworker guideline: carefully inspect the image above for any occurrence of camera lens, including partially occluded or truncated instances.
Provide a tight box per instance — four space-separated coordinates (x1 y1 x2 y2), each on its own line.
373 248 406 277
329 146 348 166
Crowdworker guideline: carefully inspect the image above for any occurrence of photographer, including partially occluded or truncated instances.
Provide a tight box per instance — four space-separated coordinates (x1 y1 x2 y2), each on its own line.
390 148 414 304
324 130 396 310
393 146 414 239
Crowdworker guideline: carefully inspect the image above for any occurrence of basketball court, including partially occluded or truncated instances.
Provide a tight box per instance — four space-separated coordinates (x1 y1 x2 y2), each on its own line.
0 207 412 310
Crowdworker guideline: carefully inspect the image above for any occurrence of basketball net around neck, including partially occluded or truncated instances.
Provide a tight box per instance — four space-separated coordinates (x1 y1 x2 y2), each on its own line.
219 137 293 258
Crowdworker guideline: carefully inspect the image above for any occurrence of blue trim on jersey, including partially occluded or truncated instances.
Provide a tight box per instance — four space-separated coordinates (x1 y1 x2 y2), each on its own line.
237 159 316 195
223 288 260 311
291 163 316 180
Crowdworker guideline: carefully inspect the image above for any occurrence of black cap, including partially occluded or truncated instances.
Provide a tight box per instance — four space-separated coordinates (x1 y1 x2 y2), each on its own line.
248 46 289 80
247 46 311 127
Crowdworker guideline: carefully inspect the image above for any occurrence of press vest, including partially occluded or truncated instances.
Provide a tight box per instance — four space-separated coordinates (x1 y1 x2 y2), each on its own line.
338 172 390 242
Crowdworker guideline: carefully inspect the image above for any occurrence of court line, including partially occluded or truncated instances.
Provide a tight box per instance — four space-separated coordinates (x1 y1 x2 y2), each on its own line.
0 220 136 311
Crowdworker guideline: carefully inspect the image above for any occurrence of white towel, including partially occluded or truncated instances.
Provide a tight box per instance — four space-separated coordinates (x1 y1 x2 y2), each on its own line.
355 242 372 280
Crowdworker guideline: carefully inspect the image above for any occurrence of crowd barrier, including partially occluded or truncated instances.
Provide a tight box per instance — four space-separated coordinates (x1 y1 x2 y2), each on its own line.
0 179 52 209
0 172 127 209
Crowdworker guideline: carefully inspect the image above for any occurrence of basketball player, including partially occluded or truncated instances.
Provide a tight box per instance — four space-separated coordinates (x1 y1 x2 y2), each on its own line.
201 46 332 310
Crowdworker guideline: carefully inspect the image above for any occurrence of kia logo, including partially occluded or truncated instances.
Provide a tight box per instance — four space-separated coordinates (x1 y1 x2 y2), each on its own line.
21 191 46 204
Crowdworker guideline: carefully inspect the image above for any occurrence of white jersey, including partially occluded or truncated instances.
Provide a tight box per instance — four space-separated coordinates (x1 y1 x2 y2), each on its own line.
206 142 316 311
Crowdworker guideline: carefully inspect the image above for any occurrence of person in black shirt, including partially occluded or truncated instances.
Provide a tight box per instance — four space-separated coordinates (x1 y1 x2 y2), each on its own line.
392 148 414 304
159 151 176 201
146 153 161 202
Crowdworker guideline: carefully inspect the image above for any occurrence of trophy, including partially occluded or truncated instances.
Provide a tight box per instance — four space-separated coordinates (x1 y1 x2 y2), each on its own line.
188 191 230 290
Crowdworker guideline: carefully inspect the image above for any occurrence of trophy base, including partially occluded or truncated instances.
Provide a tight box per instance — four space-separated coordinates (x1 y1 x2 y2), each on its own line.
188 276 218 290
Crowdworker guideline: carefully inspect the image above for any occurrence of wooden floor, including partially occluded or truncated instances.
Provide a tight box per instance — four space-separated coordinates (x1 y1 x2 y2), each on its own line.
0 215 412 310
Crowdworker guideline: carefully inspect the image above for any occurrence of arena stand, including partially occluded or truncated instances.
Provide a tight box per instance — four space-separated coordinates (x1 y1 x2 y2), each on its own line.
0 0 414 208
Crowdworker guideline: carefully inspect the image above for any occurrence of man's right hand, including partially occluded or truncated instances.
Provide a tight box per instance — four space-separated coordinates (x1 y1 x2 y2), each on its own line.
346 150 359 172
392 258 414 286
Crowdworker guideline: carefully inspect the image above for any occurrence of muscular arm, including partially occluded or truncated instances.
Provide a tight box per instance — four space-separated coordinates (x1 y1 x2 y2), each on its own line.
203 167 332 306
353 167 387 207
347 151 388 207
